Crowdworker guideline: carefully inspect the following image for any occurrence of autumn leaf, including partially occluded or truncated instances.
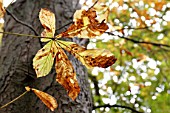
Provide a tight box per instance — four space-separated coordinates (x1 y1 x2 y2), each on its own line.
155 1 166 11
92 4 109 22
57 40 117 68
33 40 58 77
33 8 116 101
39 8 55 42
0 0 5 18
79 49 117 68
25 86 58 111
60 9 108 38
55 44 80 100
120 48 133 56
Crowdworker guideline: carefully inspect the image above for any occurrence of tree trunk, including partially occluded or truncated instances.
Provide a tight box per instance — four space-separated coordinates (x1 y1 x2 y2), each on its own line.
0 0 92 113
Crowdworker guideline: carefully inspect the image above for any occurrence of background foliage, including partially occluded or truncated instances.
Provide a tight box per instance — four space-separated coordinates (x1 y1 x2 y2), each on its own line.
81 0 170 113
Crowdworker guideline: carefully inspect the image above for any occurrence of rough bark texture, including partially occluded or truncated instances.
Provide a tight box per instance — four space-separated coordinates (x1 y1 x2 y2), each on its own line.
0 0 92 113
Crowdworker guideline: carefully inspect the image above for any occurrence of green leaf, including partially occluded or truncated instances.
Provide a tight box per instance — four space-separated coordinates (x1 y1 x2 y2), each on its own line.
33 40 57 77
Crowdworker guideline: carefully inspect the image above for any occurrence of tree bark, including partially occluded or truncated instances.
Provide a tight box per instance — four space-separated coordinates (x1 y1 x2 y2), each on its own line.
0 0 92 113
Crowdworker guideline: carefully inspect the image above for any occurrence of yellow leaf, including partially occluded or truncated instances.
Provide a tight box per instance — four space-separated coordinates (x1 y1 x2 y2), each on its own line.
83 16 90 26
33 40 58 77
60 9 108 38
57 40 117 68
55 44 80 100
73 9 83 21
39 8 55 42
25 86 58 111
41 29 53 42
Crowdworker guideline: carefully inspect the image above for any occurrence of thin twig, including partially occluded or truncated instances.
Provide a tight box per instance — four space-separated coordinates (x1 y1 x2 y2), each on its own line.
55 21 73 33
93 104 143 113
5 0 15 8
0 31 52 39
88 74 100 96
115 26 149 31
6 9 39 36
105 32 170 48
0 91 29 109
89 0 99 10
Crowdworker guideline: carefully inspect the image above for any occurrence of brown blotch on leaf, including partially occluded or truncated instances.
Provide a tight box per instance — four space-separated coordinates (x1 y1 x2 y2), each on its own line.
55 48 80 100
85 55 117 68
60 9 108 38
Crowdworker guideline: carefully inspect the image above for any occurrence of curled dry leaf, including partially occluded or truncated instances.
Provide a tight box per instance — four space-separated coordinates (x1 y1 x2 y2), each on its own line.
33 40 58 77
58 40 117 68
39 8 55 42
25 86 57 111
55 45 80 100
0 0 5 18
79 49 117 68
60 9 108 38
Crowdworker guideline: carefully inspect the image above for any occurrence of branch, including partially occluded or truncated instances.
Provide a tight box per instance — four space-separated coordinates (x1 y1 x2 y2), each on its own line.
55 21 73 34
106 32 170 48
5 0 15 8
115 26 149 31
93 104 143 113
88 74 100 96
89 0 99 10
6 9 39 36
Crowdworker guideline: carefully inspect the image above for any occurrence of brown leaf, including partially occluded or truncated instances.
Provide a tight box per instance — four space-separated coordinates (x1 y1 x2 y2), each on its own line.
32 88 58 111
79 49 117 68
25 86 58 111
155 1 166 11
0 0 5 18
125 50 132 56
137 54 147 62
55 45 80 100
57 40 117 68
60 9 108 38
120 48 133 56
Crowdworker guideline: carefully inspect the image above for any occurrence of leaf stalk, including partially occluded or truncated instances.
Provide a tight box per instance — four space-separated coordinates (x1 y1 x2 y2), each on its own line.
0 90 29 109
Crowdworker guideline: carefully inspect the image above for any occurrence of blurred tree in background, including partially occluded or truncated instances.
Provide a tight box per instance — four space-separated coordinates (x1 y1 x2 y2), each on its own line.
80 0 170 113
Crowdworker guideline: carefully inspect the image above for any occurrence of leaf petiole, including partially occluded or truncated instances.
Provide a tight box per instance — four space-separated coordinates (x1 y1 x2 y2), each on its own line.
0 90 29 109
0 31 52 39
